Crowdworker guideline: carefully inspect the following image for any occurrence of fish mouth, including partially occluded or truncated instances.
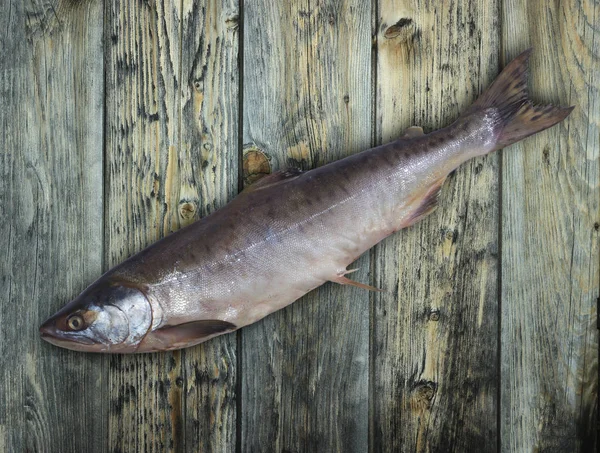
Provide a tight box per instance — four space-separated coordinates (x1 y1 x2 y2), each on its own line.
39 318 98 351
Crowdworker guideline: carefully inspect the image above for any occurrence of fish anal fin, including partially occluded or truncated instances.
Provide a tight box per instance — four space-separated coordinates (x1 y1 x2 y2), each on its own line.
333 275 383 292
242 168 303 193
152 320 237 348
402 126 425 138
403 178 446 227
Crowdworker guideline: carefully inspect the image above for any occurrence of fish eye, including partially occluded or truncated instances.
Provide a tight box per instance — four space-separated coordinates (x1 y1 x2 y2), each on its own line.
67 315 85 331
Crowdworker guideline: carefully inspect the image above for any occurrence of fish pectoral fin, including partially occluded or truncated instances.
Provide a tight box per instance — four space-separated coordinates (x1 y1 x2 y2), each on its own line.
333 275 383 292
402 126 424 138
152 320 237 347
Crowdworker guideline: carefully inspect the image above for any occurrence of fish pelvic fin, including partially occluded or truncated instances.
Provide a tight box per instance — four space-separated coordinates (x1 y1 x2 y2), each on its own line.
466 48 574 150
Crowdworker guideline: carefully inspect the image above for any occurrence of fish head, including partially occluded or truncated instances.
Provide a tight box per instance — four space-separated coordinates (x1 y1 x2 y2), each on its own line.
39 278 153 353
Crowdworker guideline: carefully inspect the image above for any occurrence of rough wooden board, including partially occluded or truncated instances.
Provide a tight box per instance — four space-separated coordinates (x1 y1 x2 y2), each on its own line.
178 0 239 450
501 1 599 451
105 0 240 449
1 0 597 450
240 1 372 451
0 0 105 451
372 1 500 452
105 0 185 450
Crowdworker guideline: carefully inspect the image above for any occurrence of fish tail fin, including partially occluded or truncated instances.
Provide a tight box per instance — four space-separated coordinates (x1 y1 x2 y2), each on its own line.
466 48 574 150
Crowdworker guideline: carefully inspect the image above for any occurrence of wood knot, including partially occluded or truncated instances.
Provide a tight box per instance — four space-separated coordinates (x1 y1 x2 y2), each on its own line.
225 15 239 31
384 18 417 42
428 309 440 321
410 380 437 412
25 2 64 40
179 202 197 220
243 146 271 186
542 145 551 165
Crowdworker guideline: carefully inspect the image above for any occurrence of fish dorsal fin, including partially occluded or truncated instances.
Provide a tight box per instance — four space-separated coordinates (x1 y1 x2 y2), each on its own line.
152 320 236 349
402 126 424 138
242 168 303 193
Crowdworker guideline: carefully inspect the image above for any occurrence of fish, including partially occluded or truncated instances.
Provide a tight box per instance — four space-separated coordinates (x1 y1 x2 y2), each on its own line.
39 49 573 353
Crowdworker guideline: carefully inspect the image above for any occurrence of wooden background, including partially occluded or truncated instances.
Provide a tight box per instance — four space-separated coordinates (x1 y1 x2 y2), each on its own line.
1 0 598 451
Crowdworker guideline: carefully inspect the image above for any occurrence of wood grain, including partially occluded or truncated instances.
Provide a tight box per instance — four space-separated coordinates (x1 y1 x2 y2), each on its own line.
2 0 598 451
0 0 105 451
105 0 239 450
105 0 184 450
178 0 239 451
372 1 500 451
501 1 599 451
240 1 372 451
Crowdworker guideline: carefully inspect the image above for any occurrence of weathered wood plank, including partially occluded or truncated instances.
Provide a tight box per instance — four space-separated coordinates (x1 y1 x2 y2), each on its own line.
501 1 599 451
372 1 500 451
105 0 239 450
105 0 185 450
0 0 105 451
179 0 239 451
241 1 372 451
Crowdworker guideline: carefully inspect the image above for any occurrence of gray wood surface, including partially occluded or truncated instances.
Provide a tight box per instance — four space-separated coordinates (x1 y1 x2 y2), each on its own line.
240 1 372 451
105 0 239 450
105 0 182 449
373 1 500 451
179 0 239 450
0 0 105 452
1 0 598 452
501 1 599 452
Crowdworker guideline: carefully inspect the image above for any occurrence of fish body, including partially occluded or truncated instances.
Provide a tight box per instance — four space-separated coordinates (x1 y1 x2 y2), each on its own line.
40 50 573 353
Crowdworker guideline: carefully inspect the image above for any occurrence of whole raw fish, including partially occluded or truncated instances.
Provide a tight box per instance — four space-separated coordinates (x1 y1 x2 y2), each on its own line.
40 50 573 352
